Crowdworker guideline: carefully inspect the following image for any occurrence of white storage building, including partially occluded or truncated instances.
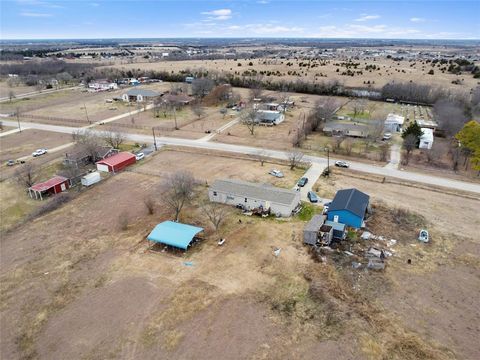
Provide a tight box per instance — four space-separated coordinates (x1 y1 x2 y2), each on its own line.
208 179 300 217
81 172 101 187
384 113 405 132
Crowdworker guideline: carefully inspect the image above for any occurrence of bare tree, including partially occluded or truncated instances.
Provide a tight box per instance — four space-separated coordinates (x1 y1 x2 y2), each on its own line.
433 99 468 138
366 102 377 118
191 102 206 119
102 127 126 149
256 149 268 166
144 197 155 215
352 98 367 119
8 90 15 102
332 135 345 153
309 98 339 132
72 129 102 161
191 78 214 99
344 137 354 155
249 82 263 100
240 107 258 136
202 202 229 231
15 163 38 188
161 171 196 221
402 134 417 165
287 150 304 170
379 143 389 162
0 121 3 131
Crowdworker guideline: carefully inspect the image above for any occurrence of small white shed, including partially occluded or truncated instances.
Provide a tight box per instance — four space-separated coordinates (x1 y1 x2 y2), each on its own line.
81 171 101 186
419 128 434 150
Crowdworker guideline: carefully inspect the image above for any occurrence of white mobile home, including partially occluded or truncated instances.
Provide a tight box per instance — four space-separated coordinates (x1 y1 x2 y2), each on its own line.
256 110 285 125
419 128 434 149
209 179 300 217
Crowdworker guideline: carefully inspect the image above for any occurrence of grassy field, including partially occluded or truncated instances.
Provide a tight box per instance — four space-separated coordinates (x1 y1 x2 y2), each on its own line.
1 148 479 359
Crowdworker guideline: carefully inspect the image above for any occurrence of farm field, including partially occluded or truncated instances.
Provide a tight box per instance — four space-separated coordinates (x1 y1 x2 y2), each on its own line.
0 129 72 163
0 81 37 98
104 56 479 91
1 148 478 360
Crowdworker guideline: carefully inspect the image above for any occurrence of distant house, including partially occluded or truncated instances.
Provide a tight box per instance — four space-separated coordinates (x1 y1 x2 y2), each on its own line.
416 119 438 131
162 93 194 106
256 110 285 125
29 176 70 200
88 80 118 91
327 188 370 229
185 76 195 83
323 122 369 138
419 128 434 149
96 152 136 173
384 113 405 132
64 145 116 168
209 179 301 217
122 88 161 102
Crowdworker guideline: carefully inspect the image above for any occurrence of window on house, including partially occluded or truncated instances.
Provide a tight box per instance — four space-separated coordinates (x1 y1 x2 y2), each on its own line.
245 198 248 202
213 191 217 196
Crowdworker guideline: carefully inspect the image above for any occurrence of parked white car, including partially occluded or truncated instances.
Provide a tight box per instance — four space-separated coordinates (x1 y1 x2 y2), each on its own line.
135 152 145 161
335 160 349 168
32 148 47 157
269 169 284 178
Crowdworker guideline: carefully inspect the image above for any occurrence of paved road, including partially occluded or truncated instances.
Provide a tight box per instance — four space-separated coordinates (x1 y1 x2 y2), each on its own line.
2 119 480 195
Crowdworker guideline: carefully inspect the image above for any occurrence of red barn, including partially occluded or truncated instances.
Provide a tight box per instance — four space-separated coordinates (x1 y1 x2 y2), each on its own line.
29 176 70 200
96 152 136 173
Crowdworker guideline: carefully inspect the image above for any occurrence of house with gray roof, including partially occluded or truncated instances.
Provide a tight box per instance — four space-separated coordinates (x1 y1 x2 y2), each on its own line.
208 179 300 217
256 110 285 125
327 188 370 229
122 88 161 102
323 122 370 138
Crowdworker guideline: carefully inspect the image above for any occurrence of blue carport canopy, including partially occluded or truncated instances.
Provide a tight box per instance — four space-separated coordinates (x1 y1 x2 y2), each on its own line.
147 221 204 250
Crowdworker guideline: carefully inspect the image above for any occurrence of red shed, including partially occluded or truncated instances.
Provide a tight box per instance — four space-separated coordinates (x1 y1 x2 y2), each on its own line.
96 152 136 173
29 175 70 200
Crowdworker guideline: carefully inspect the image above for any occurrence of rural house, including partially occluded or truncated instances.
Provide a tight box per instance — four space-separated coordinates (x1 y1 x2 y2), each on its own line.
209 179 301 217
96 152 136 173
256 110 285 125
162 93 194 106
88 80 118 91
327 188 370 229
29 176 70 200
384 113 405 132
64 145 116 168
147 221 204 250
122 88 161 102
323 122 370 138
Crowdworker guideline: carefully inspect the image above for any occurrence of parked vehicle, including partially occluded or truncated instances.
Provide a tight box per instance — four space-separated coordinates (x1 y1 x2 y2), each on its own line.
32 148 47 157
335 161 349 168
322 201 331 214
307 191 319 203
382 132 392 140
269 169 284 178
297 177 308 187
6 160 16 166
135 152 145 161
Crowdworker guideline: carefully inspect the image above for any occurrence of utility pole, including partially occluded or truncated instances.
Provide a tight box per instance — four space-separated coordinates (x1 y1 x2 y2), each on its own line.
83 103 90 124
152 127 157 151
325 147 330 176
173 106 178 130
16 107 21 132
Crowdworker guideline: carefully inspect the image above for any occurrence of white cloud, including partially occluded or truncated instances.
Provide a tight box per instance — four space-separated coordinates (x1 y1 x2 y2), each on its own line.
90 2 100 6
312 24 421 38
20 11 52 17
355 14 380 22
227 23 304 35
201 8 232 20
410 17 426 22
257 0 269 4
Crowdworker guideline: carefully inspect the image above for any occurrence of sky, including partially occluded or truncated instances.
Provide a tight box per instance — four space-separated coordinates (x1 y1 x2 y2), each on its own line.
0 0 479 40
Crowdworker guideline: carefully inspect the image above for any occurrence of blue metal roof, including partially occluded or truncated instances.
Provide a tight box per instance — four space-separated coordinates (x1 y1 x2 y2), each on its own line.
147 221 204 250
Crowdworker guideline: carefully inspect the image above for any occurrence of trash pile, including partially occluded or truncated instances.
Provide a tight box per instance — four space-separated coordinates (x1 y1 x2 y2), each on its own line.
313 230 399 271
